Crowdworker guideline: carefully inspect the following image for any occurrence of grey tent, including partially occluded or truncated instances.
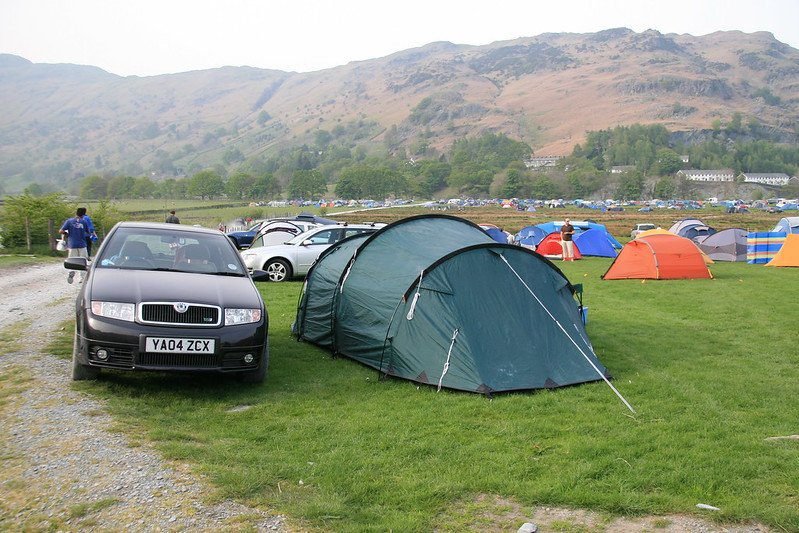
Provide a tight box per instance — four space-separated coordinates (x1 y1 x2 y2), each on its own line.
676 223 716 241
294 214 611 395
695 228 748 261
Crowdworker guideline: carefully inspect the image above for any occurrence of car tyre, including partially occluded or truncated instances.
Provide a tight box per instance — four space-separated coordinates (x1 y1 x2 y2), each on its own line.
238 342 269 384
264 259 291 282
71 328 99 381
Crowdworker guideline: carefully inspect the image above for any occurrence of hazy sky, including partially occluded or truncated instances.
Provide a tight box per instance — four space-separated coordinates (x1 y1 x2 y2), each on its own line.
2 0 798 77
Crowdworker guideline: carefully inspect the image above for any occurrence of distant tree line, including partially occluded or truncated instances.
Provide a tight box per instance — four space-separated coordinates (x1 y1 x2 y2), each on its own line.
19 123 799 204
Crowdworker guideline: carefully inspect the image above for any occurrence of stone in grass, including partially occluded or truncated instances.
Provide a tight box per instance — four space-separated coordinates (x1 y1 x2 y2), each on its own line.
696 503 720 511
518 523 537 533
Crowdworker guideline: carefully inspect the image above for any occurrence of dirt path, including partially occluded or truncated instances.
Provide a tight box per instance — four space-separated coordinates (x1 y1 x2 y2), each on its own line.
0 262 286 531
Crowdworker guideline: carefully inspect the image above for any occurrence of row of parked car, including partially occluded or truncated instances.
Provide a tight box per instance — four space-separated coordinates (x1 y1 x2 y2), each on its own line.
225 213 385 281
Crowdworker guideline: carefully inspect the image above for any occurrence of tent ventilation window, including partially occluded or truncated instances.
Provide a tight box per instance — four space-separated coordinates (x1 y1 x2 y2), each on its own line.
406 270 424 320
437 328 459 392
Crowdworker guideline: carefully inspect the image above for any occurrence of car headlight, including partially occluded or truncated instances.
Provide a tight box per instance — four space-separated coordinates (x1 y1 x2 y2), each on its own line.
225 308 262 325
91 301 135 322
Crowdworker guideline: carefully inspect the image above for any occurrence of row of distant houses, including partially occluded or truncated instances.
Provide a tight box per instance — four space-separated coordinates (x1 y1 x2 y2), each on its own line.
524 156 796 186
676 169 796 186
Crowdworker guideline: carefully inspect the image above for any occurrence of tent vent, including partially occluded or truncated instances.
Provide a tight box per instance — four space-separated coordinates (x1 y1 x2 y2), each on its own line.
436 328 459 392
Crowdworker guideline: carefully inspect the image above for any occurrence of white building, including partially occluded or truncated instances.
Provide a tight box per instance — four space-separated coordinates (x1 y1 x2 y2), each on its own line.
524 156 564 169
677 169 735 182
739 173 791 186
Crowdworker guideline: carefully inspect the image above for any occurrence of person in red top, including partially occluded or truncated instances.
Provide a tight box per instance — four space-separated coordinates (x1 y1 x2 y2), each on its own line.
560 218 575 261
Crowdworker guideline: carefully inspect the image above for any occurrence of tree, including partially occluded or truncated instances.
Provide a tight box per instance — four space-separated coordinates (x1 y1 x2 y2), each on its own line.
288 169 327 199
187 170 224 199
225 172 256 200
80 175 108 199
0 194 71 250
530 176 559 199
222 147 245 165
131 176 156 198
251 173 280 199
107 176 135 199
652 148 683 176
616 170 646 200
335 165 408 199
654 177 676 199
502 169 524 197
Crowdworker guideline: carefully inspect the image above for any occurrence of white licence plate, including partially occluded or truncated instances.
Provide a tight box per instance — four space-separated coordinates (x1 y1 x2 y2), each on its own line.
145 337 215 354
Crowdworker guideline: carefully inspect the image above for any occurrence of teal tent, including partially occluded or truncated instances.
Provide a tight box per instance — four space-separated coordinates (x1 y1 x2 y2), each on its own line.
294 215 611 395
293 233 370 346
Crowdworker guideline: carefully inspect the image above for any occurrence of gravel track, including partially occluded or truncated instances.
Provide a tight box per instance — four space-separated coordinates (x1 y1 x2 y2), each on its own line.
0 262 286 531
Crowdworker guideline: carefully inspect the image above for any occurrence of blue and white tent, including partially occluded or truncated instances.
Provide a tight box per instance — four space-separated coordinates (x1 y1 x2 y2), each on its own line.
772 217 799 234
516 225 548 248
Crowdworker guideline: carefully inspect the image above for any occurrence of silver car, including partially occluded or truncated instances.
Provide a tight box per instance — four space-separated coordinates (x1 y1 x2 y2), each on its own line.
240 223 384 281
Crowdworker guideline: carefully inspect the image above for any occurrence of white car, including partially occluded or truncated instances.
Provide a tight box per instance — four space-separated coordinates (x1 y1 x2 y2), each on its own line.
240 223 384 282
630 223 657 239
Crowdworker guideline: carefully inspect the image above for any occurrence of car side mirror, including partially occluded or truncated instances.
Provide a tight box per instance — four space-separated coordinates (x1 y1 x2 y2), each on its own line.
64 257 88 271
250 269 270 282
301 239 313 246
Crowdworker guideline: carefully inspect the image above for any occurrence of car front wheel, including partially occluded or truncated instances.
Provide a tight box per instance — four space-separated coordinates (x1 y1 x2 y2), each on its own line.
264 259 291 282
71 327 99 381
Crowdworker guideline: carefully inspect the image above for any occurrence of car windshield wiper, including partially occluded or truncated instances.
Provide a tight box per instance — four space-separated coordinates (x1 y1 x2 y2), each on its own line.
207 271 246 277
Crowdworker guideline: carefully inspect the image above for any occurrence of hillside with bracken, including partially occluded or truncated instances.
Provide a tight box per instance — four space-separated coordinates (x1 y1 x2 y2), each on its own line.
1 28 798 191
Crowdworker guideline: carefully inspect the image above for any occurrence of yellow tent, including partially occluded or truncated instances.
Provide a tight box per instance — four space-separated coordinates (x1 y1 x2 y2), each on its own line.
765 234 799 267
635 228 674 239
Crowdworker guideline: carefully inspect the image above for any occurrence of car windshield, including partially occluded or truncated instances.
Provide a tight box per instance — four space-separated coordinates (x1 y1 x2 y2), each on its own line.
96 227 246 276
285 228 323 245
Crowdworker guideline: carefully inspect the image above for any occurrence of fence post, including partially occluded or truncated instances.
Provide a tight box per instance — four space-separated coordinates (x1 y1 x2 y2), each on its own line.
25 216 32 252
48 219 56 251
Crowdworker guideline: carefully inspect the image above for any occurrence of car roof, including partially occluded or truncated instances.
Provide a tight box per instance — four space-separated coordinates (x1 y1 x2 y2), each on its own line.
115 221 223 236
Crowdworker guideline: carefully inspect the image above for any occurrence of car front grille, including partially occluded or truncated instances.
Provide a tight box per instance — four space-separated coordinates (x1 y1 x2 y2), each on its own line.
139 302 221 326
137 352 218 368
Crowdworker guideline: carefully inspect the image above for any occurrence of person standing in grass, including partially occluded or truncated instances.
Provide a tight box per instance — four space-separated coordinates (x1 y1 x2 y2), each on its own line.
165 210 180 224
59 207 90 284
561 218 575 261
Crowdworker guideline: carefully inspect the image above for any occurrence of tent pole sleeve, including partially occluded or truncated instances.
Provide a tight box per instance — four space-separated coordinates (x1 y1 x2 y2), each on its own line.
499 255 636 414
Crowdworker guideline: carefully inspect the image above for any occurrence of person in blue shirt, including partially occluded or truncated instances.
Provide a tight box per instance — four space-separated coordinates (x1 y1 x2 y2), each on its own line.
82 210 98 256
59 207 90 284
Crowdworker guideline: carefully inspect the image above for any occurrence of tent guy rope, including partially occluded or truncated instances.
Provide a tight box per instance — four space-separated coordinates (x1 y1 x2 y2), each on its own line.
499 254 636 414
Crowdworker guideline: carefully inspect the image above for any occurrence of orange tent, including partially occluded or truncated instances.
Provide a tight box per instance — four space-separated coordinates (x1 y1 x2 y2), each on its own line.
764 234 799 267
535 232 582 260
603 234 713 280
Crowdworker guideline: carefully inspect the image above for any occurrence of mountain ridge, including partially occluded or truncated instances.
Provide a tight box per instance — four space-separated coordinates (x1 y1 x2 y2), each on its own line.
1 28 798 191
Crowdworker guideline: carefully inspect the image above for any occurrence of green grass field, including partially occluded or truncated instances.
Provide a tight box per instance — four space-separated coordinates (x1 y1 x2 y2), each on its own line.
62 257 799 531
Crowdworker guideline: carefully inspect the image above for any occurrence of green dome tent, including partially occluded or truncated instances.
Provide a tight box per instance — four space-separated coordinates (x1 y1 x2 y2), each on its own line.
294 215 616 396
293 233 371 347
